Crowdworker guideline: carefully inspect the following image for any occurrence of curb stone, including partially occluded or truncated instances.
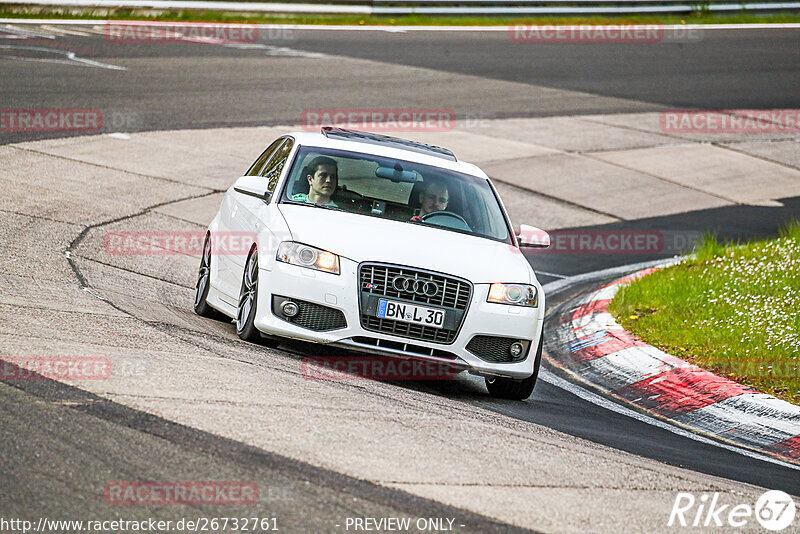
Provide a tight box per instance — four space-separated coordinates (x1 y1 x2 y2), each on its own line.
551 267 800 465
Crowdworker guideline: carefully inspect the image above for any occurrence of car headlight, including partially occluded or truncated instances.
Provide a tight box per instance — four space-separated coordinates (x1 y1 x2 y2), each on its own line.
276 242 340 275
487 283 538 307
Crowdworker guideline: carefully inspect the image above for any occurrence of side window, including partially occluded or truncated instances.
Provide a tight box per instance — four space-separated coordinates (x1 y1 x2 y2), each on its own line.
245 137 284 176
262 138 294 194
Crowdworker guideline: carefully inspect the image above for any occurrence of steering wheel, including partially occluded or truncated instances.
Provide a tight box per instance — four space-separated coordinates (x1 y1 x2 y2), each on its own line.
420 210 471 231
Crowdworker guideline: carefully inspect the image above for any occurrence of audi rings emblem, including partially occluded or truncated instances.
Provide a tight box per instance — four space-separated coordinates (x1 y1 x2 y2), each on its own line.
392 276 440 297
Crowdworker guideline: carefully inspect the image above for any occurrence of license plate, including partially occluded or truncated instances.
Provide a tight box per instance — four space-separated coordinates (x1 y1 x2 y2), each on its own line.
377 298 445 329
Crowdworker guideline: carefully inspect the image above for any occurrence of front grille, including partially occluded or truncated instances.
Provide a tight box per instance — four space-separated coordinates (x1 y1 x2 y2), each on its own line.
360 264 471 310
362 315 456 343
272 296 346 331
358 263 472 344
466 335 529 363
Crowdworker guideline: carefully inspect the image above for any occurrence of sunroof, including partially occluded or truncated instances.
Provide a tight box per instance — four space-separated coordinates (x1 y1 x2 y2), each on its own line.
321 127 457 162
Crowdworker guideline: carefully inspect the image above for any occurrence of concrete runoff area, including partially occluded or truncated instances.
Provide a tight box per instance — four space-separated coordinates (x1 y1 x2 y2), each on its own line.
592 143 800 206
2 114 799 531
0 379 527 534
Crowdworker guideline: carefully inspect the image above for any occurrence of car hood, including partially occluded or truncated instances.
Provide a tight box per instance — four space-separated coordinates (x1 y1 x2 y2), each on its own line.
278 204 533 284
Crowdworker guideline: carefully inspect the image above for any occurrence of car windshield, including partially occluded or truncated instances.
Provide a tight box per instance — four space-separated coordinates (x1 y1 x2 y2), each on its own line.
279 146 512 243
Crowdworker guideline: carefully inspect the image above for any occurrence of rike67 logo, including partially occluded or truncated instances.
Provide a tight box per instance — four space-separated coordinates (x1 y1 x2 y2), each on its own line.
669 490 796 531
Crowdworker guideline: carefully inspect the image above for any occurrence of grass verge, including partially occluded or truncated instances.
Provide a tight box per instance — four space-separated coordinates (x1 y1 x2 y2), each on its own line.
2 7 800 25
610 222 800 405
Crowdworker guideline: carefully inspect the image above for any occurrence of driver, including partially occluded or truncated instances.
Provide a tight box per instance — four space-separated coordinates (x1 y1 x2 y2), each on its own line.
413 179 449 220
292 156 339 207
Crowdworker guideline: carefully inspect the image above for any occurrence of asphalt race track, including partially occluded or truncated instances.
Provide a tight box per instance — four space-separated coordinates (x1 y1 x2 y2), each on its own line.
1 22 800 532
2 25 800 144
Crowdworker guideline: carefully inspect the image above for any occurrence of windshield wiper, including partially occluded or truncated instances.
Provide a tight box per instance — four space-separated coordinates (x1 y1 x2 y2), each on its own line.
406 218 508 243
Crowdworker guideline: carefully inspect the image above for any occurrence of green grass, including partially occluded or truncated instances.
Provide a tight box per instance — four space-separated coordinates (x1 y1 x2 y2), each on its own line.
610 221 800 405
2 7 800 25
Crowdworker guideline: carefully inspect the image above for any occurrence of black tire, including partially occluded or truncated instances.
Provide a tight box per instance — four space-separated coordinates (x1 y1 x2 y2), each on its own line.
194 233 226 320
236 246 263 342
485 331 544 400
235 246 280 347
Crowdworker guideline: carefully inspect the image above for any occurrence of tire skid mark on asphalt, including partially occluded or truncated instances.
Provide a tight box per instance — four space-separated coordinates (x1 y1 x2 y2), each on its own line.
64 189 219 290
0 362 532 534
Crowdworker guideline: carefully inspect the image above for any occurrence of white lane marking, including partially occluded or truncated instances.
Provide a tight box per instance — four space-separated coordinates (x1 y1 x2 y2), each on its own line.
223 43 271 49
2 56 77 66
260 23 800 31
0 44 127 70
539 368 800 471
0 0 372 14
535 270 568 280
60 54 126 69
3 19 800 30
88 25 113 35
542 258 678 297
1 24 56 39
223 42 328 57
40 24 94 36
264 46 327 57
108 132 131 139
179 36 229 44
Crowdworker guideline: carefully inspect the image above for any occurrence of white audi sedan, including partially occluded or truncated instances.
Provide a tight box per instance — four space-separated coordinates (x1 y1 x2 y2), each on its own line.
194 127 550 399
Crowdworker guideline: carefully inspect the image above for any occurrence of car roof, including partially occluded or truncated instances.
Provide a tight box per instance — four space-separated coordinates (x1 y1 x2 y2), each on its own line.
283 129 489 180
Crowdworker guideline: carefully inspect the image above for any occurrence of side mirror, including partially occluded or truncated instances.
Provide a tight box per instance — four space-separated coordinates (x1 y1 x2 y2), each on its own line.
516 224 550 248
233 176 271 202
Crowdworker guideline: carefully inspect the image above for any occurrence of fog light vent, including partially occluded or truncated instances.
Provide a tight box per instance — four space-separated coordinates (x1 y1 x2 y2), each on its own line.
272 296 346 331
466 336 530 363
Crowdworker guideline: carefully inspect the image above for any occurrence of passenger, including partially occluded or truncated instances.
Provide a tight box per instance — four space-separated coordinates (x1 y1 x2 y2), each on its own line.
412 179 449 220
292 156 339 207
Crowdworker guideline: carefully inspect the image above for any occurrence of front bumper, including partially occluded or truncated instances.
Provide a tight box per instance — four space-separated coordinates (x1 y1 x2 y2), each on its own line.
254 258 544 379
